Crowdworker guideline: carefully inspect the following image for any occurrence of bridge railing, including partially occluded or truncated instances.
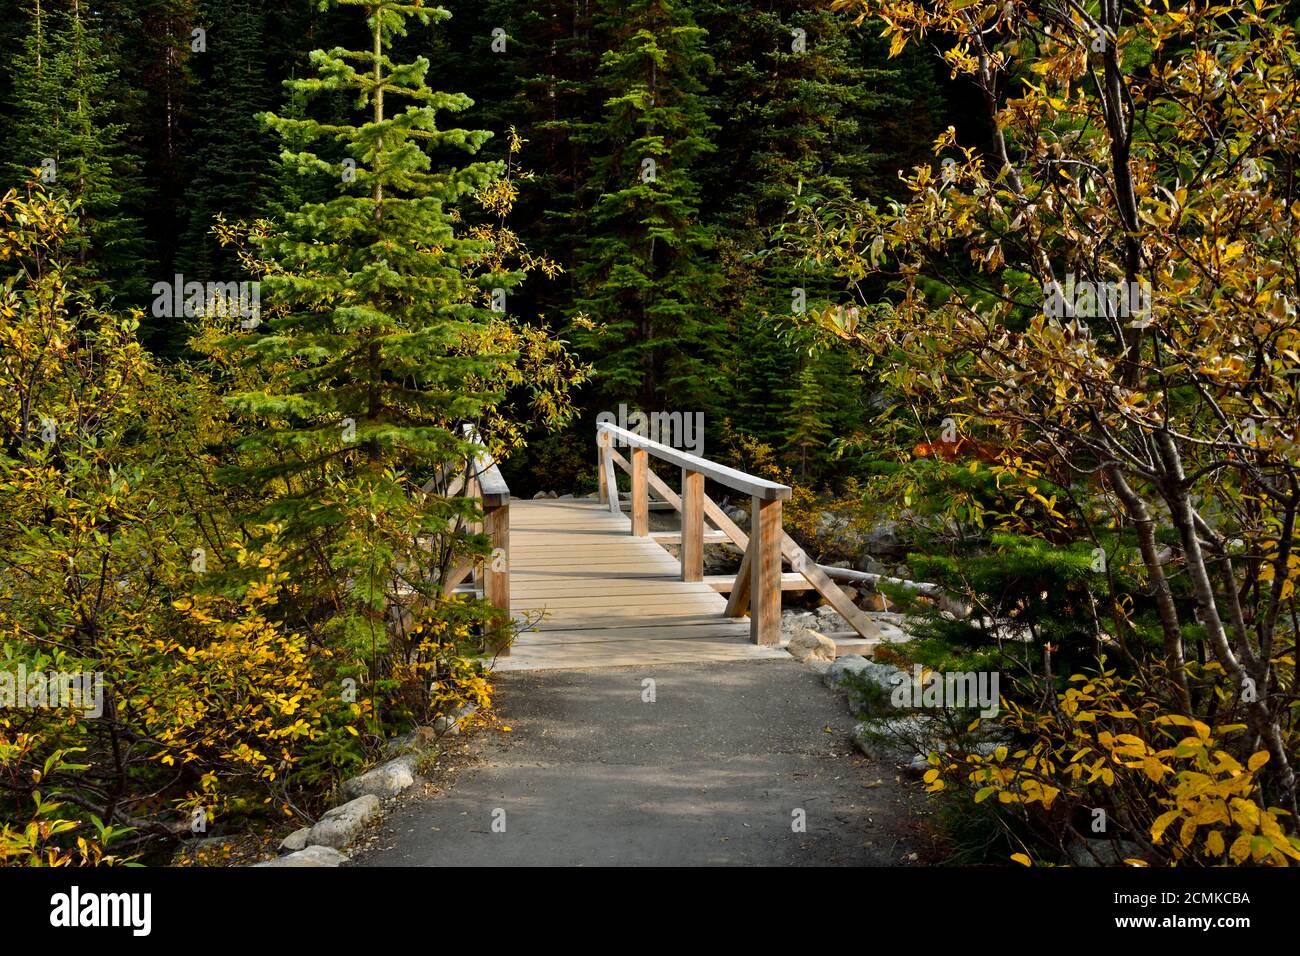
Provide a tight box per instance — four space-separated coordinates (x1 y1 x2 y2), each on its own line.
596 422 880 646
424 427 511 652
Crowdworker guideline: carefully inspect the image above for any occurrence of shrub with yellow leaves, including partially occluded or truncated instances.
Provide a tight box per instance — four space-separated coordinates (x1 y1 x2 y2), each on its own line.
927 663 1300 866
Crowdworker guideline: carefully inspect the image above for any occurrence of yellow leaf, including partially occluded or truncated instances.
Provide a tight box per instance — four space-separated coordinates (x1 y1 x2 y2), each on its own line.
1151 809 1180 844
1248 751 1270 772
1010 853 1032 867
1228 833 1253 863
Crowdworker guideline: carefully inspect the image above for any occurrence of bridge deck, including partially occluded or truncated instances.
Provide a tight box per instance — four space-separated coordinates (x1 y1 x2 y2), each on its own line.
496 498 790 671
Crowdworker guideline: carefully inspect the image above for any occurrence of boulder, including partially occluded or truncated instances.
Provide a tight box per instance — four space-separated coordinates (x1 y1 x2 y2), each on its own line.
433 703 478 736
340 754 418 801
279 827 313 854
862 590 891 612
1066 838 1145 867
307 794 381 850
938 594 972 620
531 491 547 500
824 655 905 692
860 521 903 555
787 628 837 663
852 715 940 763
256 845 349 867
382 725 438 758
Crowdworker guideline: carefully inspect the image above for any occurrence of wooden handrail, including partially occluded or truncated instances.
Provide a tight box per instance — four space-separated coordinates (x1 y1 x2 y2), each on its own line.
597 422 791 500
597 426 881 647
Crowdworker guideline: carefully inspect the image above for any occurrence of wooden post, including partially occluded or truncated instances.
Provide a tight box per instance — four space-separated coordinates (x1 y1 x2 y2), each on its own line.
602 435 619 514
750 496 782 645
631 447 648 536
483 500 510 655
597 431 609 504
681 468 703 582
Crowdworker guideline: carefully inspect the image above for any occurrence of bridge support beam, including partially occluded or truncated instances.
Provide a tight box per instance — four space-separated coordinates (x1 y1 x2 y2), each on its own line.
750 496 783 645
631 447 649 536
681 468 704 582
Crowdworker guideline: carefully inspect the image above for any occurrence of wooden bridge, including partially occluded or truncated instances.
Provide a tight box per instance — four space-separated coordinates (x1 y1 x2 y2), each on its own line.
460 422 882 671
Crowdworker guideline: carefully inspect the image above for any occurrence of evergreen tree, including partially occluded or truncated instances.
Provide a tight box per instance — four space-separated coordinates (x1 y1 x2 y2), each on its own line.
695 0 942 470
175 0 275 281
225 0 515 654
567 0 724 414
5 0 153 301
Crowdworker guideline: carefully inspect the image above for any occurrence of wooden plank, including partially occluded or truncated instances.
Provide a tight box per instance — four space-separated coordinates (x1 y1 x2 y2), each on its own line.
514 592 726 610
512 583 718 600
597 422 791 500
510 547 677 559
751 497 782 645
631 446 649 537
708 572 812 593
724 537 753 617
650 531 729 545
510 624 753 645
512 557 680 571
529 613 741 631
680 468 704 582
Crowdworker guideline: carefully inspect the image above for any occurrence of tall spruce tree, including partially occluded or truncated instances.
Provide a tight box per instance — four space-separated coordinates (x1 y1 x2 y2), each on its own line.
695 0 941 468
175 0 275 281
567 0 724 415
225 0 514 656
6 0 153 301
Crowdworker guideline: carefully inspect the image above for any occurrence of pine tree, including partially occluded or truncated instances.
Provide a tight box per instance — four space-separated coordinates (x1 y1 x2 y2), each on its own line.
695 0 942 471
225 0 515 654
100 0 201 309
5 0 153 301
175 0 275 281
568 0 724 415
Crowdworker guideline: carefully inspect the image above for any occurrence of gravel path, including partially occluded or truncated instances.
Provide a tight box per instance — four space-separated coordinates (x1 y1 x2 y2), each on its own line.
352 659 927 866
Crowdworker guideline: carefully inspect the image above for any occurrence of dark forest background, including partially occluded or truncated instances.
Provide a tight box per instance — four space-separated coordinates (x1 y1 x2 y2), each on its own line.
0 0 968 489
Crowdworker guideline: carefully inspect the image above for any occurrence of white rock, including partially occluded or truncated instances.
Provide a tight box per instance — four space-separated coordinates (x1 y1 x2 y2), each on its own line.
852 715 938 762
433 703 478 736
787 627 837 663
279 827 313 853
257 845 349 867
340 754 418 801
307 794 381 849
383 725 438 758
